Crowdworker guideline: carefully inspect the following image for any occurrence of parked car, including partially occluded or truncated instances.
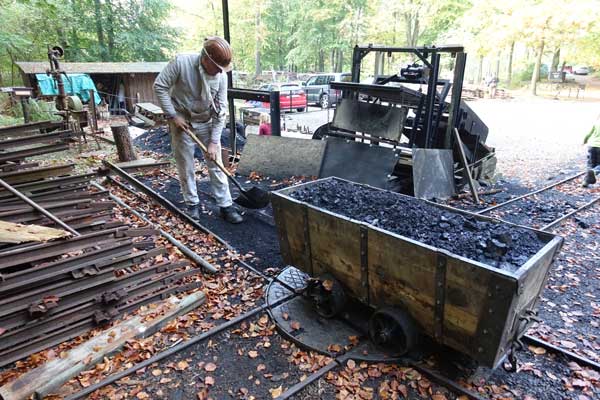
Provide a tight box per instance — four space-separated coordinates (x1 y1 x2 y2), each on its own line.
574 66 590 75
303 73 352 109
254 83 307 112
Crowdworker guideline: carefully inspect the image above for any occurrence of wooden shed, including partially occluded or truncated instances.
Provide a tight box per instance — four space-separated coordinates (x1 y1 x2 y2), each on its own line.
15 61 168 112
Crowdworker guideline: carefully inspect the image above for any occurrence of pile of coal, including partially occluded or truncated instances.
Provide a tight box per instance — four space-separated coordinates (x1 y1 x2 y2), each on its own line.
290 179 546 272
134 123 246 157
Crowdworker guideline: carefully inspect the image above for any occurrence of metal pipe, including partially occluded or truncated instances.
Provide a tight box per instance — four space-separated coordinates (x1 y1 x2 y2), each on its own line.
91 182 217 273
478 171 586 214
541 194 600 231
0 177 80 236
523 334 600 371
410 363 488 400
270 90 281 136
64 294 295 400
222 0 236 156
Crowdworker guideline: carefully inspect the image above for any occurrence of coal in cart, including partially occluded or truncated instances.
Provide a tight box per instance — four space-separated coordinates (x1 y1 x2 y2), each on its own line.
271 177 563 369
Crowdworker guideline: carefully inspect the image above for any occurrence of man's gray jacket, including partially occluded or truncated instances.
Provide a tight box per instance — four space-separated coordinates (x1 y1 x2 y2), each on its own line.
153 53 227 143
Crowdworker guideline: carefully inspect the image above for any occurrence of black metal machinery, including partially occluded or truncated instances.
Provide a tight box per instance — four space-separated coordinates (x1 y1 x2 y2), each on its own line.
314 44 496 195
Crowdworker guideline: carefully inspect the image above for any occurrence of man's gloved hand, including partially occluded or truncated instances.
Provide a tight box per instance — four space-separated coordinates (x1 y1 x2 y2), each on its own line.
207 142 219 161
172 115 190 131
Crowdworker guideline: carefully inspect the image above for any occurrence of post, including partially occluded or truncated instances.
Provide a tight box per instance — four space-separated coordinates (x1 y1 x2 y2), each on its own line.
222 0 237 156
445 52 467 149
20 97 30 123
424 52 440 148
270 90 281 136
111 124 137 162
88 89 98 133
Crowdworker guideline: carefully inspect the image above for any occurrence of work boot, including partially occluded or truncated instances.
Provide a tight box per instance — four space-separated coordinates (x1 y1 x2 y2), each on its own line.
220 206 243 224
583 169 596 187
185 204 200 220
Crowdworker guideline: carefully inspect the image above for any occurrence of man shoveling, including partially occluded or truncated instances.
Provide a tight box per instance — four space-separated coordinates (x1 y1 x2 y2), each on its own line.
154 36 243 223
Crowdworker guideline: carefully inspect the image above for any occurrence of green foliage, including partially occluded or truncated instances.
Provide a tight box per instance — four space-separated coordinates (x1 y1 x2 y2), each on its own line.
0 0 178 79
0 93 61 127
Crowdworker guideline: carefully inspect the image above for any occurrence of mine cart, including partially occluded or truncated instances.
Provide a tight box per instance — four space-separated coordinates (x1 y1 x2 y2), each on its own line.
271 177 563 369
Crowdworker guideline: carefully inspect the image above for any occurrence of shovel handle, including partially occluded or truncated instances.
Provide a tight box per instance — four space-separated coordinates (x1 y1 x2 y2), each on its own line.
183 128 233 178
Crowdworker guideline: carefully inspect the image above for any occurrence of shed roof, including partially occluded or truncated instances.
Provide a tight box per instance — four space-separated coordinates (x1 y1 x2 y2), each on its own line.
16 61 168 75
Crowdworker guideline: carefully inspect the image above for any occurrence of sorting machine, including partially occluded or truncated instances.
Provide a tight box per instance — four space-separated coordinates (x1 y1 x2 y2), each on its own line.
312 45 496 196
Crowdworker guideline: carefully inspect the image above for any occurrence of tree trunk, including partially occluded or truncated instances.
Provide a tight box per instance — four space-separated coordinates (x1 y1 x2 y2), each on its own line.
507 41 515 85
105 0 116 60
551 47 560 72
476 55 484 85
530 40 545 96
111 124 137 162
93 0 107 61
254 3 262 76
337 50 343 73
495 51 501 78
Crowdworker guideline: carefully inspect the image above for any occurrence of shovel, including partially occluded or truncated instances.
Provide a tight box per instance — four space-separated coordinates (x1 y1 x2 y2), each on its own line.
184 128 270 209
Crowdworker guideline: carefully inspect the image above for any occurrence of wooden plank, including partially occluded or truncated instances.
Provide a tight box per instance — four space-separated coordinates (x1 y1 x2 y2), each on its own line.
271 195 310 273
367 227 438 334
0 290 206 400
443 256 516 366
307 207 365 300
0 221 69 243
453 128 479 204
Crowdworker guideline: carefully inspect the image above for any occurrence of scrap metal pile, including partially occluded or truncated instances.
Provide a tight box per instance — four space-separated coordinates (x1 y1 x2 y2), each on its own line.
0 162 204 367
0 121 74 164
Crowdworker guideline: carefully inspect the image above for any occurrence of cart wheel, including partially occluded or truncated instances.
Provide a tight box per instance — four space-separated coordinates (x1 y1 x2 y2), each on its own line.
368 307 417 356
306 274 346 318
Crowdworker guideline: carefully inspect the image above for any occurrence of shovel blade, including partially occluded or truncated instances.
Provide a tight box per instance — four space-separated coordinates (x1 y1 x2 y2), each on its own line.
234 187 270 209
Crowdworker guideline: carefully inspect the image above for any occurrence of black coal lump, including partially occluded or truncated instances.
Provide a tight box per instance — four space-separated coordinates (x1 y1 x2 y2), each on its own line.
289 179 547 273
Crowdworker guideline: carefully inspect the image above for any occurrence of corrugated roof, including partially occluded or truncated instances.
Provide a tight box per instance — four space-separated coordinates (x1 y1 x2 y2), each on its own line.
16 61 168 75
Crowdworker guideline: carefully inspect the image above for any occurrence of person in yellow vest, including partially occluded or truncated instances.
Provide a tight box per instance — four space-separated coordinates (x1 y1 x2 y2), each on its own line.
582 114 600 188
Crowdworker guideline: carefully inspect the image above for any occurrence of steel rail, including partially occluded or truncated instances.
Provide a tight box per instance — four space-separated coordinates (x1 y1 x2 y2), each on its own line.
541 195 600 231
478 171 586 214
99 168 281 285
0 177 80 236
64 294 295 400
275 359 341 400
410 363 488 400
523 334 600 371
92 182 217 274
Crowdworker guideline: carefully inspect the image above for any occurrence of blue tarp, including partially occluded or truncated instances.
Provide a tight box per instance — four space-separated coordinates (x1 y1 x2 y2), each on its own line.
35 73 101 105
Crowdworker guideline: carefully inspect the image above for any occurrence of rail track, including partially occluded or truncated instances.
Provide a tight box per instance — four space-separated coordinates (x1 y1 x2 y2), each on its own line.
477 170 600 231
61 167 599 400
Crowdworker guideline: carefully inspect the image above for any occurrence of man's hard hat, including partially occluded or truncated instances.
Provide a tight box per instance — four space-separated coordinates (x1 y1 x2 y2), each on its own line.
203 36 233 73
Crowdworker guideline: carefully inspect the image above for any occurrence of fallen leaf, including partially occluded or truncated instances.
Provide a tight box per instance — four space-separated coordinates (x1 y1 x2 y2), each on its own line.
136 392 149 399
347 359 356 369
152 369 162 376
248 350 259 359
176 360 189 370
322 280 333 291
257 364 266 372
159 378 172 384
205 376 215 386
560 340 577 349
528 346 547 355
205 363 217 372
269 385 283 398
290 321 301 331
398 384 408 398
